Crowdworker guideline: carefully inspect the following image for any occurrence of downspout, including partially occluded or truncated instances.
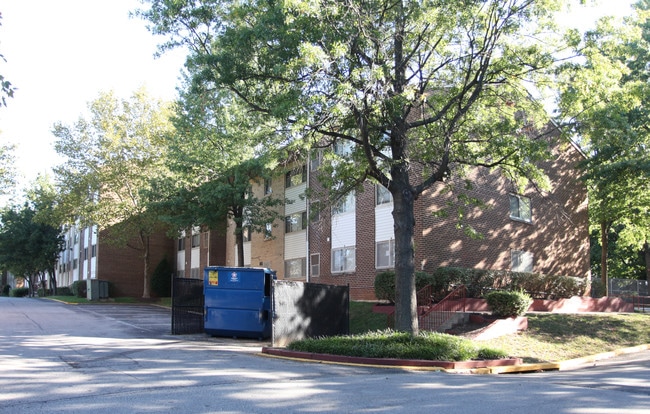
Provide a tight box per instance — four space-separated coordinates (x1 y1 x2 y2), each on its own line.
306 153 311 283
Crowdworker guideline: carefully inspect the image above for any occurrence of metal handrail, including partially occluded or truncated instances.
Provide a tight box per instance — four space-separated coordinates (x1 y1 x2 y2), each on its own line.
419 284 466 332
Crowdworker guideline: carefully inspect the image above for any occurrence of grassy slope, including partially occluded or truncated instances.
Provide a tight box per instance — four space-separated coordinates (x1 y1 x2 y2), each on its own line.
349 301 650 363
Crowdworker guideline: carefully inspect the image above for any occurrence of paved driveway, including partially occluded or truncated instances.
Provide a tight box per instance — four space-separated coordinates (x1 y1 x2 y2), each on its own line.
1 297 649 413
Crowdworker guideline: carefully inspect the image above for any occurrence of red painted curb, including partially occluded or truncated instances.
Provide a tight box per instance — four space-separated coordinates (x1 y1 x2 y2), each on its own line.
261 347 523 369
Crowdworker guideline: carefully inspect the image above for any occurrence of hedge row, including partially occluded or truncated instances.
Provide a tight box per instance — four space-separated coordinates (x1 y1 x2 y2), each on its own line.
374 266 586 303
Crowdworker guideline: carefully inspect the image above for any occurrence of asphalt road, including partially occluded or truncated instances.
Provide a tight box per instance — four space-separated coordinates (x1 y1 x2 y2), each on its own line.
1 297 649 413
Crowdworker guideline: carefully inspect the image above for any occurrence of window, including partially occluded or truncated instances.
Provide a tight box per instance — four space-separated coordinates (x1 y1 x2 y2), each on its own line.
264 178 272 195
285 211 307 233
310 149 322 171
91 244 97 258
332 191 355 215
284 258 306 278
333 140 352 156
376 240 395 269
511 250 533 273
310 253 320 277
509 194 532 222
285 165 307 188
83 248 88 262
191 233 200 248
332 247 355 273
376 185 392 205
242 226 252 242
177 237 185 251
264 223 273 239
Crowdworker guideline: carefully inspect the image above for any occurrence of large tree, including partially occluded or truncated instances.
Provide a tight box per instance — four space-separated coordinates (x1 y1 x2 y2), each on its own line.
52 88 175 298
557 1 650 291
25 174 65 294
0 201 64 296
153 79 284 265
141 0 568 334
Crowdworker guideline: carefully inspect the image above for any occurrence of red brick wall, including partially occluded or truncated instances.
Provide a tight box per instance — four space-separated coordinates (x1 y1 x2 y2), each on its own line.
416 132 589 280
310 131 589 301
96 226 175 298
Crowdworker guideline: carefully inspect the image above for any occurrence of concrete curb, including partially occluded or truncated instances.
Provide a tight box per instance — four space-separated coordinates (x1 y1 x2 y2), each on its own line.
259 344 650 375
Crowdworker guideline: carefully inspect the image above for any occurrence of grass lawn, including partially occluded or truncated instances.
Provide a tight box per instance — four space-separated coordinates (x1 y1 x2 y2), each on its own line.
347 301 650 363
481 312 650 363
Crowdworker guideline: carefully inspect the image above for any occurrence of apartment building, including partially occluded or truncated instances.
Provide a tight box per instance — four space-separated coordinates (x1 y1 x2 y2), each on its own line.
220 131 590 301
56 128 589 301
57 223 175 298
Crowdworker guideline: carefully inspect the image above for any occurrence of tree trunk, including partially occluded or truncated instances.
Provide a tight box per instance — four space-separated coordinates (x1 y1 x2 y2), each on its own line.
392 186 418 335
600 221 609 296
236 221 245 267
49 267 57 296
643 241 650 286
142 235 151 299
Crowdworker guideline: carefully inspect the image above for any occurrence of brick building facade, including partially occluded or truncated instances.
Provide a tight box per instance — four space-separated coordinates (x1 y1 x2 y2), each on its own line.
57 224 176 298
216 128 590 301
56 128 589 301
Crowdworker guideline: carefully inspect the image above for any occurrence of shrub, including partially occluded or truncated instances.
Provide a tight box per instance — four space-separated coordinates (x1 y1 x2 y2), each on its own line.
590 277 606 298
287 329 508 361
56 286 74 296
151 256 173 297
374 271 395 303
485 290 532 317
1 284 10 296
10 287 29 297
374 271 437 304
432 266 586 299
71 280 87 298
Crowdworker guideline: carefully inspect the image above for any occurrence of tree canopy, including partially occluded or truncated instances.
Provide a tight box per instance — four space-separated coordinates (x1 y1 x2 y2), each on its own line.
0 12 15 107
52 88 175 298
0 198 64 296
556 0 650 289
152 78 284 265
141 0 571 333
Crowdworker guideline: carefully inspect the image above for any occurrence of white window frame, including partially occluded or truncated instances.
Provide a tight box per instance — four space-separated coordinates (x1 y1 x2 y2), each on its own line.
511 250 534 273
331 247 356 273
284 257 306 279
509 194 532 223
375 239 395 269
285 211 307 233
310 253 320 277
310 149 323 171
285 165 307 188
376 184 392 206
332 191 355 216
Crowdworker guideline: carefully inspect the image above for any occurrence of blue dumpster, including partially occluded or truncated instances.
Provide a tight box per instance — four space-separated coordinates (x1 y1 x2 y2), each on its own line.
204 266 275 339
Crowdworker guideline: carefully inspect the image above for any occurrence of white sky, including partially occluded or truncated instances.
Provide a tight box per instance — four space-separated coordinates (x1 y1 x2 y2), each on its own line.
0 0 637 199
0 0 186 194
